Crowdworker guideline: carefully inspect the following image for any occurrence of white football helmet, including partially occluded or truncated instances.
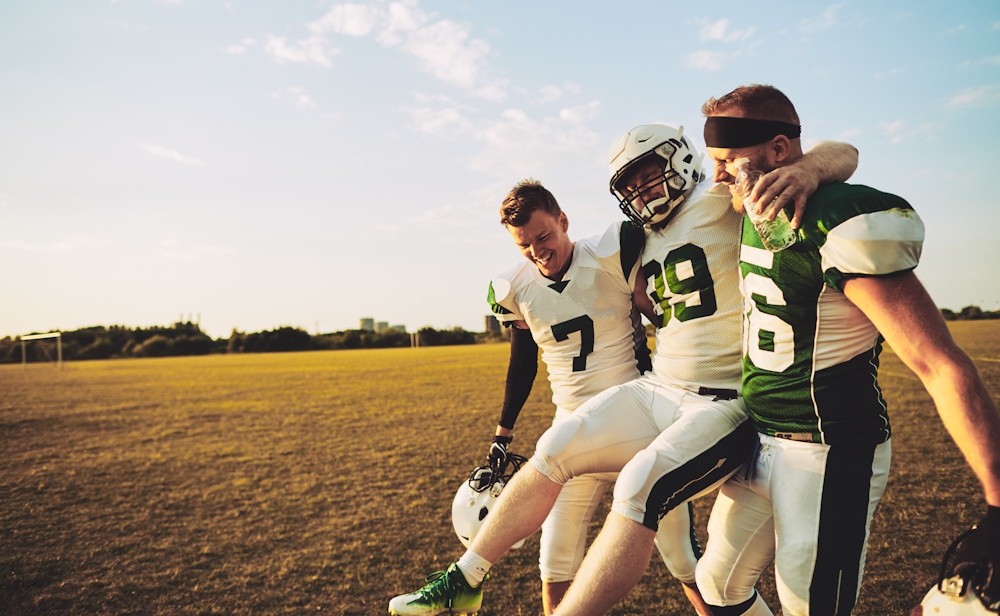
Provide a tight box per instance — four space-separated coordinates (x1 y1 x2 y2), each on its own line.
608 124 704 227
913 527 999 615
915 582 994 615
451 454 528 550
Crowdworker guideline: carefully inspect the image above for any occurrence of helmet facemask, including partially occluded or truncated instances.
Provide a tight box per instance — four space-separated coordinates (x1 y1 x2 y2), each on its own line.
608 125 704 227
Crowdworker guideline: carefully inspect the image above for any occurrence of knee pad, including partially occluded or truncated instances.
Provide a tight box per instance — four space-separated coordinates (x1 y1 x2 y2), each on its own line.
612 448 659 528
532 414 586 484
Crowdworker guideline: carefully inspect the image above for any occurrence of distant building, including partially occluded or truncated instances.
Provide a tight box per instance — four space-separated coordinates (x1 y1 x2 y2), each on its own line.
392 324 407 333
359 317 375 332
484 314 502 335
375 321 389 333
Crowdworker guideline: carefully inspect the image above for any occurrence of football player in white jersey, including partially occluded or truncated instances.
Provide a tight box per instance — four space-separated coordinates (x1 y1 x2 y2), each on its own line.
693 84 1000 616
486 179 715 614
391 178 709 615
389 134 858 615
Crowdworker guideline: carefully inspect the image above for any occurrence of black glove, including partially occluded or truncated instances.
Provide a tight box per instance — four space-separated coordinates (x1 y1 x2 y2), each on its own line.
942 506 1000 612
487 434 514 477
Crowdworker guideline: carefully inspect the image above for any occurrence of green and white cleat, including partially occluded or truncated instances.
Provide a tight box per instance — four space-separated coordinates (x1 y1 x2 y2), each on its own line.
388 563 485 615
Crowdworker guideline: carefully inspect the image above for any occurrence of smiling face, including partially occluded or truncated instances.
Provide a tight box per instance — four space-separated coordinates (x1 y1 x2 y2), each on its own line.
706 143 770 213
505 209 573 280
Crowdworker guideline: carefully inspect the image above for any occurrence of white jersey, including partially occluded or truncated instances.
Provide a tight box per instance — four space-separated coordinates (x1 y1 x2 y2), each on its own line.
489 221 645 411
641 183 743 391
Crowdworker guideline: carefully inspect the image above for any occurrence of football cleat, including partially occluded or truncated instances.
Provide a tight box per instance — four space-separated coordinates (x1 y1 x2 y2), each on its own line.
388 563 485 615
452 453 528 550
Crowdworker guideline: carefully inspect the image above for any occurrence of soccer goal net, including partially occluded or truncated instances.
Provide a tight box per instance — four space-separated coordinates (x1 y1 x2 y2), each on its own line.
20 331 63 369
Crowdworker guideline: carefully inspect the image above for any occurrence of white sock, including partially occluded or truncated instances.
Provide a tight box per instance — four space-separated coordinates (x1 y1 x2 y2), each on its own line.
456 550 492 587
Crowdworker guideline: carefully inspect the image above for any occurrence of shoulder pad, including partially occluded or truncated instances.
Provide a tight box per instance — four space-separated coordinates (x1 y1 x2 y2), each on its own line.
488 277 514 315
800 184 924 278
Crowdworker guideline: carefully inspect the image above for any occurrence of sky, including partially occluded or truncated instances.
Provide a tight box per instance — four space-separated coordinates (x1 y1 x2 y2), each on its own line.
2 1 999 340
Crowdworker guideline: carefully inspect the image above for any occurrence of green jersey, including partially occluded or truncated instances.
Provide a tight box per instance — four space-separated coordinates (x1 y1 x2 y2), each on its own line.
739 182 924 446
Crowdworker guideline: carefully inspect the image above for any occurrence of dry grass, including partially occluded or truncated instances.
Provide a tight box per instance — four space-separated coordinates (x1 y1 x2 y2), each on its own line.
2 322 999 615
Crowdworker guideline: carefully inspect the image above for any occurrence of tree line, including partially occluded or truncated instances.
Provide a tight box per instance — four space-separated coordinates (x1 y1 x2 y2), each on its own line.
4 305 996 363
0 322 483 363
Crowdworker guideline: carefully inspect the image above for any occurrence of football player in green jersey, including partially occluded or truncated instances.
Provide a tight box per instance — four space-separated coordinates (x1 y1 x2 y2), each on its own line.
694 84 1000 616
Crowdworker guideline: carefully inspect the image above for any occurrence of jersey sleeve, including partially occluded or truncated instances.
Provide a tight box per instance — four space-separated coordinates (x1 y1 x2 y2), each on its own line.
497 327 539 430
487 273 524 324
806 185 925 291
591 221 646 288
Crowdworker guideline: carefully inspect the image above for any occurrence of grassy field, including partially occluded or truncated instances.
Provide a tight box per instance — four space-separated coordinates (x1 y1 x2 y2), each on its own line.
2 321 999 615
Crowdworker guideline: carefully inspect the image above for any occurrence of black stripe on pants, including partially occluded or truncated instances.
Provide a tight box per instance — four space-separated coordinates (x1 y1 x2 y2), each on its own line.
642 420 756 530
810 442 878 615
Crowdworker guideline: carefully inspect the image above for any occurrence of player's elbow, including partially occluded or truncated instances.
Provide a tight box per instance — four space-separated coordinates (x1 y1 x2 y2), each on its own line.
903 343 979 396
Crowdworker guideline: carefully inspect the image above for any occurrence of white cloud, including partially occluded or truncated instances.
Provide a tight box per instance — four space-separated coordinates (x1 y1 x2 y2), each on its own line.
306 0 501 98
947 85 1000 108
224 37 257 56
271 86 318 109
797 3 845 37
467 108 602 175
264 34 340 68
154 0 183 5
537 83 581 105
959 55 1000 68
401 93 475 135
698 19 754 42
940 24 968 36
375 0 426 47
308 2 380 37
878 120 940 144
559 101 600 124
874 66 905 79
400 20 491 91
686 50 730 71
141 144 205 167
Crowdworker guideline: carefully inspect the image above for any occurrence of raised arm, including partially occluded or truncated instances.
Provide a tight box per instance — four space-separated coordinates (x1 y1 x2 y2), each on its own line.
754 140 859 229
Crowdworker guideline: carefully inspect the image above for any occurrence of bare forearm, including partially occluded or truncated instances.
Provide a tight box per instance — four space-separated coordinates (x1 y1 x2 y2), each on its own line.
920 355 1000 506
802 140 858 183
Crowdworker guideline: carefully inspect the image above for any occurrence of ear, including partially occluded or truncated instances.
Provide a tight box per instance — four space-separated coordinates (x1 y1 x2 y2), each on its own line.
770 135 793 165
559 211 569 231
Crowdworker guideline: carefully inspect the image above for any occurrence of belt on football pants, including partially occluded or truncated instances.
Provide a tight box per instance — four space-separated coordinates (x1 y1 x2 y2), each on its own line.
772 431 818 443
689 386 739 401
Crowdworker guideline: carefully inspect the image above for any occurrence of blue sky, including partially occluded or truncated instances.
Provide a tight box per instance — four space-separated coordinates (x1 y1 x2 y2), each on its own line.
2 1 998 339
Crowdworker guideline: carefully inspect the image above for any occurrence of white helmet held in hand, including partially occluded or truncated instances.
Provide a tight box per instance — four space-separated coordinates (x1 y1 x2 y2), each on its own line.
451 455 528 550
608 124 704 227
914 582 995 615
912 526 999 615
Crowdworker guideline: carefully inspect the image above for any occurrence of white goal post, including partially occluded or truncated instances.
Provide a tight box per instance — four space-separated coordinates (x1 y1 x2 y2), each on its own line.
20 331 63 369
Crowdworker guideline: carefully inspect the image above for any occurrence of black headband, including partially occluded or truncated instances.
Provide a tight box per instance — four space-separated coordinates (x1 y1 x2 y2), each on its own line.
703 116 801 148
